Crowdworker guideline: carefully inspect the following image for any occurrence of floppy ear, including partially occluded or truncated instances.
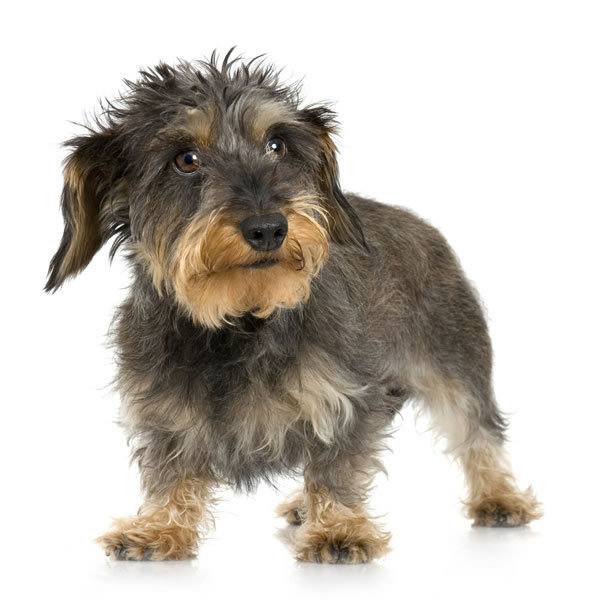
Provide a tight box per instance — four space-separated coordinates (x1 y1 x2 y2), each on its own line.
45 127 128 292
300 106 367 250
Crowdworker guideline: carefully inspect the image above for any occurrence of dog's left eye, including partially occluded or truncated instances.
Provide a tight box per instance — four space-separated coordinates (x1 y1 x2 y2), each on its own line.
265 138 287 159
173 150 201 174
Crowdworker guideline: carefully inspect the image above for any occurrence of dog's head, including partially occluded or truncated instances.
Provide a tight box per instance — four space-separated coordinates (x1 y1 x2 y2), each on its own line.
46 52 365 327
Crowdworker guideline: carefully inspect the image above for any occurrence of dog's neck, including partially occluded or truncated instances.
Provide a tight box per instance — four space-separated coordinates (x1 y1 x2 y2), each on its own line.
126 267 306 372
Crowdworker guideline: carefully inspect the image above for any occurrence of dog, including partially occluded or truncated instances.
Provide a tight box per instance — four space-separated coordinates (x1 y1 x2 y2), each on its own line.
46 51 542 564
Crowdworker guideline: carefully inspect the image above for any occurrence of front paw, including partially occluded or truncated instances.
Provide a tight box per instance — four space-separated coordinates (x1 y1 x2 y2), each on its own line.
98 531 155 561
97 516 198 560
295 519 391 564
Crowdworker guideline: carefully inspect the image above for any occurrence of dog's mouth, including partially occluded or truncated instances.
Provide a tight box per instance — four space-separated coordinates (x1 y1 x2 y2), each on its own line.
243 258 280 269
204 258 282 274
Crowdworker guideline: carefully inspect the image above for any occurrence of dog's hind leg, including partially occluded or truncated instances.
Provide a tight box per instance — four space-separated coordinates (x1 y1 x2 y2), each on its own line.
415 367 542 526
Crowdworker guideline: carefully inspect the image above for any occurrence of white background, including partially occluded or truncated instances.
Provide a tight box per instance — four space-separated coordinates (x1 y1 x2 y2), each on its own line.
2 1 600 598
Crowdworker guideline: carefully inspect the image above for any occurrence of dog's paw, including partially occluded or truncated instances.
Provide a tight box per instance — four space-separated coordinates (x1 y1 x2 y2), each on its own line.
294 519 391 564
96 516 198 560
98 533 156 561
281 507 304 526
467 487 543 527
296 538 373 564
276 491 306 526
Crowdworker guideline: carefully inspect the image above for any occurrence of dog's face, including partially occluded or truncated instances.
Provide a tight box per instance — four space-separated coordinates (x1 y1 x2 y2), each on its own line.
46 55 365 327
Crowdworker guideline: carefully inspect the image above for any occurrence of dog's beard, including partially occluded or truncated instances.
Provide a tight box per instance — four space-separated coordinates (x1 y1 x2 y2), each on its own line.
140 195 330 328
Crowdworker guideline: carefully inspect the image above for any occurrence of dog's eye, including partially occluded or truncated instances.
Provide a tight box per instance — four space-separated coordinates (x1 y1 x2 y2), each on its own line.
265 138 287 159
174 150 201 174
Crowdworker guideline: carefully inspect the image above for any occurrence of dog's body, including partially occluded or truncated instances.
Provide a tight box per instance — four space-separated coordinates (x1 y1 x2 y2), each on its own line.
47 53 541 563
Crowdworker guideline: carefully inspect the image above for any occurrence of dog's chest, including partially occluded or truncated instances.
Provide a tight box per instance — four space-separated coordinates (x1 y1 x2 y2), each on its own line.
122 311 364 477
226 359 360 452
192 315 351 434
188 357 362 488
183 316 362 462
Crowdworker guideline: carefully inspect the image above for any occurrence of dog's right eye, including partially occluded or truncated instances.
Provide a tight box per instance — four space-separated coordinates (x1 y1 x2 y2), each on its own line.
173 150 201 174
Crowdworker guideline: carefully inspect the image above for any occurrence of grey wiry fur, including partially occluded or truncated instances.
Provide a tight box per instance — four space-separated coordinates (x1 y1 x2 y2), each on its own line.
47 52 541 564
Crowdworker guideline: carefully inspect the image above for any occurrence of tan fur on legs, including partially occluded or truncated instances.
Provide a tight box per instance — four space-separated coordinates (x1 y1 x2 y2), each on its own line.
293 484 391 564
97 479 216 560
462 441 543 527
414 369 542 527
276 488 306 526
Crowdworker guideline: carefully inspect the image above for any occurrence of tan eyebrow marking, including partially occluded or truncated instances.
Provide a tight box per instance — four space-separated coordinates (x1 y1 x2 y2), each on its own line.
185 104 216 147
249 100 298 142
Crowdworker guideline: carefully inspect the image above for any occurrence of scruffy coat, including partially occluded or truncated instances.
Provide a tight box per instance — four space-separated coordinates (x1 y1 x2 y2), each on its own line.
47 54 541 563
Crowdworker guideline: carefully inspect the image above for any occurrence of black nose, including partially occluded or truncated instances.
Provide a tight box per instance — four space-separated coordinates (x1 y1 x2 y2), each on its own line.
240 213 288 251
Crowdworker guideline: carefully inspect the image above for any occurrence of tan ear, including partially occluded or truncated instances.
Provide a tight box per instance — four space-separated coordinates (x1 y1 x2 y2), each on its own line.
300 106 367 250
45 129 126 292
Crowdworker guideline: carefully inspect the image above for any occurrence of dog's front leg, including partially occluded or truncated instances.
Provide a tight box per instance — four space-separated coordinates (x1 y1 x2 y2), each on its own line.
288 464 391 564
97 477 216 560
